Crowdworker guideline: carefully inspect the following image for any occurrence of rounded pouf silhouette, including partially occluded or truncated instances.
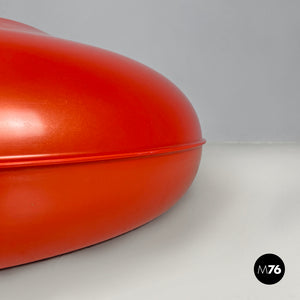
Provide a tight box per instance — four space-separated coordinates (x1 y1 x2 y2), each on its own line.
0 18 205 269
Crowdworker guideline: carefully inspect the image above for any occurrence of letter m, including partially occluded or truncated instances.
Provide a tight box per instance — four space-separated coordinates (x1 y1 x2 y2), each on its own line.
257 265 268 274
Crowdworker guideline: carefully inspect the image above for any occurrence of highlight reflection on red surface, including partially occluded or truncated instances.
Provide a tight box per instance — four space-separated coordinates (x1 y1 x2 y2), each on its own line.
0 109 45 138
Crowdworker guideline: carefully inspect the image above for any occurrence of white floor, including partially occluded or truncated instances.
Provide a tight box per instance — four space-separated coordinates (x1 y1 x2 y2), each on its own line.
1 143 299 299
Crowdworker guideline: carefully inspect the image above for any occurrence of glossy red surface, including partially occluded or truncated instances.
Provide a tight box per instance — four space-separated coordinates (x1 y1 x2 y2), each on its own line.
0 18 205 269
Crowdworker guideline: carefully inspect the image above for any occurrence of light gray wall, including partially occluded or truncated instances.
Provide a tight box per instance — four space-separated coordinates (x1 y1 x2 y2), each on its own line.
1 0 299 141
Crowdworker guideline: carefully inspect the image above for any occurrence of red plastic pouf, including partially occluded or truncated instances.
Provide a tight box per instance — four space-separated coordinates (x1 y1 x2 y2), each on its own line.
0 18 205 269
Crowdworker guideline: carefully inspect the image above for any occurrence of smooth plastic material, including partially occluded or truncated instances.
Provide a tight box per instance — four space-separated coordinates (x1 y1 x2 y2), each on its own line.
0 18 205 269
